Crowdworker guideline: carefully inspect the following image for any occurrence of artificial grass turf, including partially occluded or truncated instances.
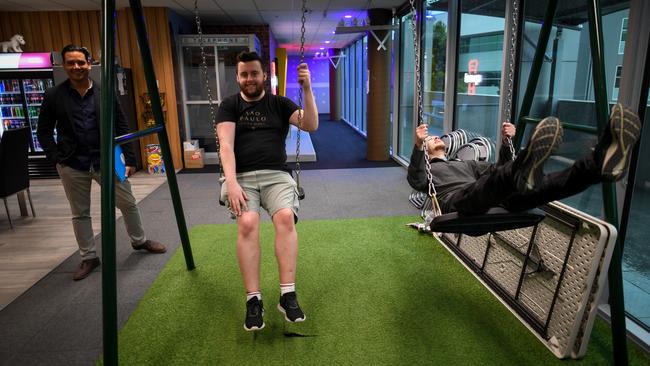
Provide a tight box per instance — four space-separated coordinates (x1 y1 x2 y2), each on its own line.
102 216 650 365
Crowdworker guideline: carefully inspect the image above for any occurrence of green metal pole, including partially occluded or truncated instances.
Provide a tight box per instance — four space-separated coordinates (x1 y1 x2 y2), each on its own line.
128 0 195 270
586 1 628 365
513 0 558 149
100 0 118 364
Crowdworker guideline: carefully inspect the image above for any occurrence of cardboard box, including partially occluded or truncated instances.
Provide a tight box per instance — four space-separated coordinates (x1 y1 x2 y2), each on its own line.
184 148 205 169
183 140 199 151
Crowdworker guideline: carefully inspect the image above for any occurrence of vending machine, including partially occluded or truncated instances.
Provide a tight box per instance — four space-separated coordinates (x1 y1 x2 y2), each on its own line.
0 53 57 178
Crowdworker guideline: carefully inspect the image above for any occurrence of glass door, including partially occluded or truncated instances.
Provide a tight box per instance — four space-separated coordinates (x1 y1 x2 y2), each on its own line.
181 44 252 155
422 1 448 137
181 45 220 153
0 79 27 137
217 45 249 98
397 12 416 161
623 92 650 331
455 0 506 149
22 78 54 152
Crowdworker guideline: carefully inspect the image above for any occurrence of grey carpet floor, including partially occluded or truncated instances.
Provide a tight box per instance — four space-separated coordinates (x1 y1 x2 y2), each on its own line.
0 167 417 366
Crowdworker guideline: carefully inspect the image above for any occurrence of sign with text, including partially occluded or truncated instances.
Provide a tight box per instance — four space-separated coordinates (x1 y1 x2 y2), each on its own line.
466 59 480 95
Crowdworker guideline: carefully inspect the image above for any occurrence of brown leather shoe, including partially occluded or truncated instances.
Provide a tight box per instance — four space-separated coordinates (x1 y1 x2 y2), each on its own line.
132 239 167 254
73 258 101 281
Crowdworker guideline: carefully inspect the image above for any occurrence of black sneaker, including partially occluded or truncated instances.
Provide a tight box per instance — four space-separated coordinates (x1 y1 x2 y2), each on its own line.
277 292 306 322
601 103 641 181
515 116 563 192
244 297 265 331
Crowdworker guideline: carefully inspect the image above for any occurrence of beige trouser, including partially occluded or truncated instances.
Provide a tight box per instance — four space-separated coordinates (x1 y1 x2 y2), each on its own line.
57 163 146 260
220 169 300 219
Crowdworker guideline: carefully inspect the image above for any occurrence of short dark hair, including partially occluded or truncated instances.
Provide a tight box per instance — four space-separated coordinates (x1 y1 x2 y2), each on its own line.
236 51 264 69
61 44 91 62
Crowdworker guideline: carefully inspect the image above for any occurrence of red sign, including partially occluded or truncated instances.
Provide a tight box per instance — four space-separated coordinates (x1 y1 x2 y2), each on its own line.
467 59 479 95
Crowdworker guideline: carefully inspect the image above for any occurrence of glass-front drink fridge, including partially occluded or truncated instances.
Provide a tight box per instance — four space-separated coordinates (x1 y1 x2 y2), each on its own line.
0 53 57 178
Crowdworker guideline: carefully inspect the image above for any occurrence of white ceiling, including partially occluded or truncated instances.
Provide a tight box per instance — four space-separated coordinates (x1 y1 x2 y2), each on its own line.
0 0 406 54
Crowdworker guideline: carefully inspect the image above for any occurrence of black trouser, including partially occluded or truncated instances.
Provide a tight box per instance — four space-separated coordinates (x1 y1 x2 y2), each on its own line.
443 152 602 215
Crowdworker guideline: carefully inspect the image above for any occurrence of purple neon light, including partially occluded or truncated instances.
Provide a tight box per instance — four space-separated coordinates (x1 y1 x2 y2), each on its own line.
18 53 52 68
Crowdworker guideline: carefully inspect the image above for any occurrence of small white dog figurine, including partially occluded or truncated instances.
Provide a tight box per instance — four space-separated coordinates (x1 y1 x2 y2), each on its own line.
0 34 26 53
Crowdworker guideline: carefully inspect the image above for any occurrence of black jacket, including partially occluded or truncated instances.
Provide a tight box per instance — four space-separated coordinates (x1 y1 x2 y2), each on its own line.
407 143 513 209
36 79 136 167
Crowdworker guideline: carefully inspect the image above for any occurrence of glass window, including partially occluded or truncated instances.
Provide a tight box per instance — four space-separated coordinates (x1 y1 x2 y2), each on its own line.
516 1 629 217
455 1 506 152
339 37 368 133
349 41 355 126
347 43 355 123
612 65 622 102
217 45 249 99
181 45 219 152
182 46 217 101
356 38 363 129
623 97 650 329
397 12 416 161
341 46 349 120
341 49 350 121
359 36 369 133
422 1 448 137
618 17 628 54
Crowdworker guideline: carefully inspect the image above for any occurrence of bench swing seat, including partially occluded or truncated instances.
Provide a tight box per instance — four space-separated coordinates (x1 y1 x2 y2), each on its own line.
429 207 546 236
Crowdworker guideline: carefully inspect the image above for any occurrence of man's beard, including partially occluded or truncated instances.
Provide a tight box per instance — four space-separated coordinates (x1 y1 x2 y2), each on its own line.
240 82 264 99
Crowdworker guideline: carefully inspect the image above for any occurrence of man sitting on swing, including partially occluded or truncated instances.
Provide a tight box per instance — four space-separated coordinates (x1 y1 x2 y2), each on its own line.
216 51 318 331
408 103 641 215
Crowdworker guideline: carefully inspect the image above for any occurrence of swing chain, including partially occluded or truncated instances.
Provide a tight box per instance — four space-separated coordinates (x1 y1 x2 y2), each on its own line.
194 0 223 175
295 0 307 187
503 0 519 160
408 0 436 198
408 0 424 127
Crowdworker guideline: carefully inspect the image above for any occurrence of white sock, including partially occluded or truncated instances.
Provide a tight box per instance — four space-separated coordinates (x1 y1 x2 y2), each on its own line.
280 283 295 295
246 291 261 301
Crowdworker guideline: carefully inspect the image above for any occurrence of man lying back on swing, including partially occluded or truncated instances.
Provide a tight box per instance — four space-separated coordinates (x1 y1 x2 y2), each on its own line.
407 103 642 215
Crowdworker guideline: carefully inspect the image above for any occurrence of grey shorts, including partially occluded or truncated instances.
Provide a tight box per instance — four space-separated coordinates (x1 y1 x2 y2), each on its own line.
220 169 300 221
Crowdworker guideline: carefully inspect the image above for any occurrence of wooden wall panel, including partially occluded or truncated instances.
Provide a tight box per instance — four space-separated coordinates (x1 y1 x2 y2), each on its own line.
0 8 182 169
48 13 64 50
39 12 54 50
89 12 101 55
78 12 92 52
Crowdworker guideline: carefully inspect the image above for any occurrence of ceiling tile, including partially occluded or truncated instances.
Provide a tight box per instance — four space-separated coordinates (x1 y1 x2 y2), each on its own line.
218 11 265 24
213 0 257 12
255 0 299 12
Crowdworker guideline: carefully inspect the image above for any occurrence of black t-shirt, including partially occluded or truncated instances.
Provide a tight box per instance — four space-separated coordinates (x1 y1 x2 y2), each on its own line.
216 93 299 173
